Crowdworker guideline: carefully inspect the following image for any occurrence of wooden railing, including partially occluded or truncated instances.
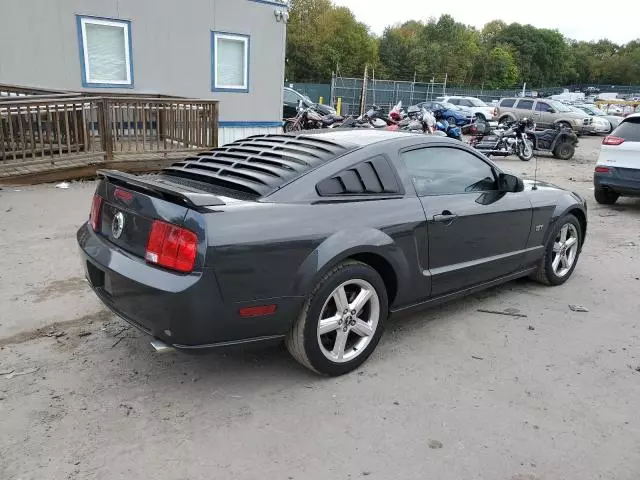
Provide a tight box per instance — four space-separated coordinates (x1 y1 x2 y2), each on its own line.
0 95 219 165
0 83 72 97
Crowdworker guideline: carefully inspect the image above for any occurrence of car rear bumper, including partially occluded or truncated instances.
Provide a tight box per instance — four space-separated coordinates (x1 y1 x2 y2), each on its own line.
77 223 300 348
594 170 640 196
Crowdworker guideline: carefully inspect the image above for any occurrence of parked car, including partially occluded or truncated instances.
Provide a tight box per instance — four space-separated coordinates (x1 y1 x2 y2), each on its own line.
594 113 640 204
568 106 610 134
416 101 474 126
574 104 621 133
77 130 587 376
283 87 335 120
497 98 594 134
435 96 496 121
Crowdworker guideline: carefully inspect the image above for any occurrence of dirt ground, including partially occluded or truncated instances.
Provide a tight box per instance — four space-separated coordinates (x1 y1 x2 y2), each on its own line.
1 135 639 480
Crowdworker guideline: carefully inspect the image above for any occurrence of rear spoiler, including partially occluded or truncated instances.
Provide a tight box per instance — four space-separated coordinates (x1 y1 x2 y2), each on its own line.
97 169 226 207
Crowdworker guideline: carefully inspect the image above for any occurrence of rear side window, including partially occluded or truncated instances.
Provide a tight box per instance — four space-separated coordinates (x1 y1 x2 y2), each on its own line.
516 99 534 110
448 98 459 105
613 118 640 141
500 98 516 108
316 156 402 196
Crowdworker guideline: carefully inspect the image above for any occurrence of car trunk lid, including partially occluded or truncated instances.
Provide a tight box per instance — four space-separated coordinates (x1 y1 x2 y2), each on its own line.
95 170 226 262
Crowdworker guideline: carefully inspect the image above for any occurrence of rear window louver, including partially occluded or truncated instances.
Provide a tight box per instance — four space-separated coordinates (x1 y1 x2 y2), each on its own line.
163 133 352 197
316 156 402 196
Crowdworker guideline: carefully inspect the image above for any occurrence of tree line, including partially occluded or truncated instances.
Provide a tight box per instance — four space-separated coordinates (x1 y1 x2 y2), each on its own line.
285 0 640 89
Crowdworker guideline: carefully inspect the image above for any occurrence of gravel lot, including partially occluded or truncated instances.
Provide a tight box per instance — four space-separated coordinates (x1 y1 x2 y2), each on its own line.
1 135 639 480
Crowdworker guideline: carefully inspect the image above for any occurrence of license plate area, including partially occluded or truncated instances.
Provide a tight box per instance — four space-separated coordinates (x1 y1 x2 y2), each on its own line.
617 167 640 180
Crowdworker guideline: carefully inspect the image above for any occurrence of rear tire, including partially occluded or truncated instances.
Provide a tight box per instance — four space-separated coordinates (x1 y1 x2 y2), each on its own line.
285 260 388 376
447 116 457 126
594 188 619 204
531 214 582 286
553 142 575 160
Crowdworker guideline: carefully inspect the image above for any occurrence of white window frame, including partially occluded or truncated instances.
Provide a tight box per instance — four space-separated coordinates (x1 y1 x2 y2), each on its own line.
212 32 250 92
78 16 133 87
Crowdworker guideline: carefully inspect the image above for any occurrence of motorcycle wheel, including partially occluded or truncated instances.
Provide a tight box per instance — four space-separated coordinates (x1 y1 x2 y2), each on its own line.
518 140 534 161
284 120 302 133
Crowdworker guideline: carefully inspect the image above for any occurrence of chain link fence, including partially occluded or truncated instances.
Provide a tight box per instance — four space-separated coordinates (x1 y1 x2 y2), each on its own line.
294 78 640 116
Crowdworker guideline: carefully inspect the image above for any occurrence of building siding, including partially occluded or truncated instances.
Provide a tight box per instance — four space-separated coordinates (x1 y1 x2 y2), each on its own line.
0 0 286 125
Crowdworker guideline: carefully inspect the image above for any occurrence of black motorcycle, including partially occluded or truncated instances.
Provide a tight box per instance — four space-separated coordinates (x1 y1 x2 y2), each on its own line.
284 102 344 132
472 118 534 161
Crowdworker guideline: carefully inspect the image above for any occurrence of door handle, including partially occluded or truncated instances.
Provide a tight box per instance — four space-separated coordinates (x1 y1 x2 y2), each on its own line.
432 210 458 223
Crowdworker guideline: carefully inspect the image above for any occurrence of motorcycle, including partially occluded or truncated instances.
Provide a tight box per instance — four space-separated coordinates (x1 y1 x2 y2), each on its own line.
283 101 344 132
472 118 535 161
432 110 463 140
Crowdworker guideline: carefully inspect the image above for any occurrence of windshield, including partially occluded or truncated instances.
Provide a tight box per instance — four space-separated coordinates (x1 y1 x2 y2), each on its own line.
585 106 604 115
548 101 571 113
469 98 487 107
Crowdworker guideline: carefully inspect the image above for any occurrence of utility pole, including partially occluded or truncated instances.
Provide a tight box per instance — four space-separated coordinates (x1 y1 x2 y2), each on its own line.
360 64 368 116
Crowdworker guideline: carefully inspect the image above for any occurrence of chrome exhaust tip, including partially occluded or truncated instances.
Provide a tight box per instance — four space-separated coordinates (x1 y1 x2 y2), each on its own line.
150 339 175 353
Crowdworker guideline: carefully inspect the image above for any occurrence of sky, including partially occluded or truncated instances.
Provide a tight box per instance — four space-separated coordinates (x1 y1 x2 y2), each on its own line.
332 0 640 45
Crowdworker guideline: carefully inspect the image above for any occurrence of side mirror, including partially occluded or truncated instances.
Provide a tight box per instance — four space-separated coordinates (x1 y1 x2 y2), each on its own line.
498 173 524 193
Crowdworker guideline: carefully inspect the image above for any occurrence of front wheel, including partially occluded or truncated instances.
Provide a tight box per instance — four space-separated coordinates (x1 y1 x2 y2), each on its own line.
447 116 458 126
285 260 388 376
531 214 582 286
283 120 302 133
518 140 534 161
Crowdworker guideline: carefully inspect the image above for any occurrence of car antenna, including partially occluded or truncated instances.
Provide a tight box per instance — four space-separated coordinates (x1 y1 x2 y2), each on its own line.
532 153 539 190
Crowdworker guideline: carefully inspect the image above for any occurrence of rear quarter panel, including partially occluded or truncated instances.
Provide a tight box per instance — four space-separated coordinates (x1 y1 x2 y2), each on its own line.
204 197 427 308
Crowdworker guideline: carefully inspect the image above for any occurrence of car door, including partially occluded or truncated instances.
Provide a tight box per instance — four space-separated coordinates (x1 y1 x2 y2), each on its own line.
515 99 534 122
399 145 533 296
534 101 553 128
283 89 302 119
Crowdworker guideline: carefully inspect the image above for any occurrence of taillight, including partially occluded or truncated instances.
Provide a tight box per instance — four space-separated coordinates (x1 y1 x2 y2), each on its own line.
90 194 103 232
145 220 198 273
595 166 611 173
603 135 624 146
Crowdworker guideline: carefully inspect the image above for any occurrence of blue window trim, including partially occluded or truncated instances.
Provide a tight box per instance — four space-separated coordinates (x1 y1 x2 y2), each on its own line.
247 0 290 7
211 31 250 94
219 121 283 127
76 15 134 89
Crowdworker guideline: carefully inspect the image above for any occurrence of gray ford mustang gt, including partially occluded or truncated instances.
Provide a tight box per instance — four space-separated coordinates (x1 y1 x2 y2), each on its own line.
77 130 587 375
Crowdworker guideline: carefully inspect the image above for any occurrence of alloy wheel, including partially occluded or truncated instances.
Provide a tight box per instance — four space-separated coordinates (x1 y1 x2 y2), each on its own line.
551 223 579 277
317 279 380 363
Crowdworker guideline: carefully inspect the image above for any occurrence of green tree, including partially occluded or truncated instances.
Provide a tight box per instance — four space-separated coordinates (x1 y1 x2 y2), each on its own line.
286 0 378 82
483 46 519 88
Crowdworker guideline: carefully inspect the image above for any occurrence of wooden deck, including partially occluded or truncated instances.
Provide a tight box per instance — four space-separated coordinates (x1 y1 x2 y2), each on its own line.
0 86 219 184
